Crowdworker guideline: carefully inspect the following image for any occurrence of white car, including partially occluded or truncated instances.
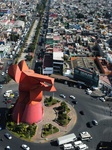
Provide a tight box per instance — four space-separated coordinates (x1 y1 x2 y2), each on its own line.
21 144 30 150
59 94 66 99
0 84 3 89
99 97 105 102
5 146 11 150
69 95 75 99
1 72 5 76
6 70 8 74
77 143 88 150
3 90 13 97
79 131 92 141
63 143 74 150
86 88 92 95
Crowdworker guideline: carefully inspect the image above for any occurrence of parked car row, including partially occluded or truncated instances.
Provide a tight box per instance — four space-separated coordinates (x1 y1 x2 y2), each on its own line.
59 94 78 104
85 88 106 102
3 133 30 150
3 90 19 99
4 144 30 150
58 132 91 150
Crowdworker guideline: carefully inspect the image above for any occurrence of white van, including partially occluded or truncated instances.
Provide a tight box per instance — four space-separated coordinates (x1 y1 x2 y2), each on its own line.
4 90 13 97
77 144 88 150
86 88 92 95
74 141 83 147
79 131 92 141
5 90 13 94
63 143 74 150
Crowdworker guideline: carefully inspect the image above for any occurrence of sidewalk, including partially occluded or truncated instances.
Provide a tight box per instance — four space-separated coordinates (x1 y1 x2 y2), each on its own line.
31 97 77 143
18 20 39 64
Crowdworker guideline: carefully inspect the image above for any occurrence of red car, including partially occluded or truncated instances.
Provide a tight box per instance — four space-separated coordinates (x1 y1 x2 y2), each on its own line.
4 100 12 104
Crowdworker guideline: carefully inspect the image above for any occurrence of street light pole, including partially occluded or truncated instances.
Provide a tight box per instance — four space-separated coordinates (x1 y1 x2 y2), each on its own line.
52 92 54 99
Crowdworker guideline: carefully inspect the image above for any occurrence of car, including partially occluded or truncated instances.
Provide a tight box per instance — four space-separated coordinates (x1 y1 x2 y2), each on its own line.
4 133 12 139
73 100 78 104
59 94 66 99
0 126 2 130
87 122 93 128
6 70 8 74
4 99 12 104
4 90 13 97
79 131 92 141
63 143 74 149
69 95 75 99
1 72 5 76
92 120 98 126
10 93 15 98
80 111 84 115
86 88 92 95
99 97 105 102
14 91 19 98
0 84 3 89
21 144 30 150
5 146 11 150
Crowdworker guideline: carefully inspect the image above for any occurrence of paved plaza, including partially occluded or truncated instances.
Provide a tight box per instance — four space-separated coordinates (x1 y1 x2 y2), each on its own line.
32 97 77 143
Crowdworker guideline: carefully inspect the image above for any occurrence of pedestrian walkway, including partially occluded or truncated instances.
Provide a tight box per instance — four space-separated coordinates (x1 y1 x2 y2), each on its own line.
18 20 39 64
31 97 77 143
91 89 105 97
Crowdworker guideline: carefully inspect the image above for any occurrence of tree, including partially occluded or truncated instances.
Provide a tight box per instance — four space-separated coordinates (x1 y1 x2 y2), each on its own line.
10 33 19 41
25 55 33 61
49 96 53 102
76 13 84 19
49 124 52 129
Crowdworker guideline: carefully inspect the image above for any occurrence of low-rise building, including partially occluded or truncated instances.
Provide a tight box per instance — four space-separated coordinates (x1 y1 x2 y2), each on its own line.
74 67 99 87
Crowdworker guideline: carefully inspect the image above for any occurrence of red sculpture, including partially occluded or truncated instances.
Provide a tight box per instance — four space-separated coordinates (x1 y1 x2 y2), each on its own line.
8 60 56 124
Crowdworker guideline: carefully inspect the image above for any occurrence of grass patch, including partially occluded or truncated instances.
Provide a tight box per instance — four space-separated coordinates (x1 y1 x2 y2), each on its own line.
44 96 60 106
6 121 37 140
56 102 71 126
42 123 59 137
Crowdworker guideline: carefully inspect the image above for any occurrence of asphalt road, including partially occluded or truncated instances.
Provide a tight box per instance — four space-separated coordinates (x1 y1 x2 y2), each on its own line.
0 81 112 150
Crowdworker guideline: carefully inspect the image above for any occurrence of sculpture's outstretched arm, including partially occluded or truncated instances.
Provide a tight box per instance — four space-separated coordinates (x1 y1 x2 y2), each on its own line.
31 73 55 85
8 64 21 83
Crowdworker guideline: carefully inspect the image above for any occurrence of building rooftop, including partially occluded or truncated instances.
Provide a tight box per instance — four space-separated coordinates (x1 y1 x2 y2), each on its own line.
71 57 99 73
53 51 63 61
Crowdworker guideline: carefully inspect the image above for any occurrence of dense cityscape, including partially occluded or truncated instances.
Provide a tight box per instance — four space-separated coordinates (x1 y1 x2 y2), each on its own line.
0 0 112 149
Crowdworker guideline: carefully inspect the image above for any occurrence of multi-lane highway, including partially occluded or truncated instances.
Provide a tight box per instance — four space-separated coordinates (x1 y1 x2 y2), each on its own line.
0 81 112 150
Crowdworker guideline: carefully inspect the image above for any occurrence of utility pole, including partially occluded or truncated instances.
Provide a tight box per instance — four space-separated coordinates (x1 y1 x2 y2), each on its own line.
53 92 54 99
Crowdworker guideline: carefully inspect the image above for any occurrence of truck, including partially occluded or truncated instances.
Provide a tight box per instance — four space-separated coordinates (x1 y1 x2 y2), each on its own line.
57 133 77 146
79 131 92 141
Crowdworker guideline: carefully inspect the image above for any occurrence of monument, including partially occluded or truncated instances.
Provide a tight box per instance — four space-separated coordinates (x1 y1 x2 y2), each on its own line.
8 60 56 124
